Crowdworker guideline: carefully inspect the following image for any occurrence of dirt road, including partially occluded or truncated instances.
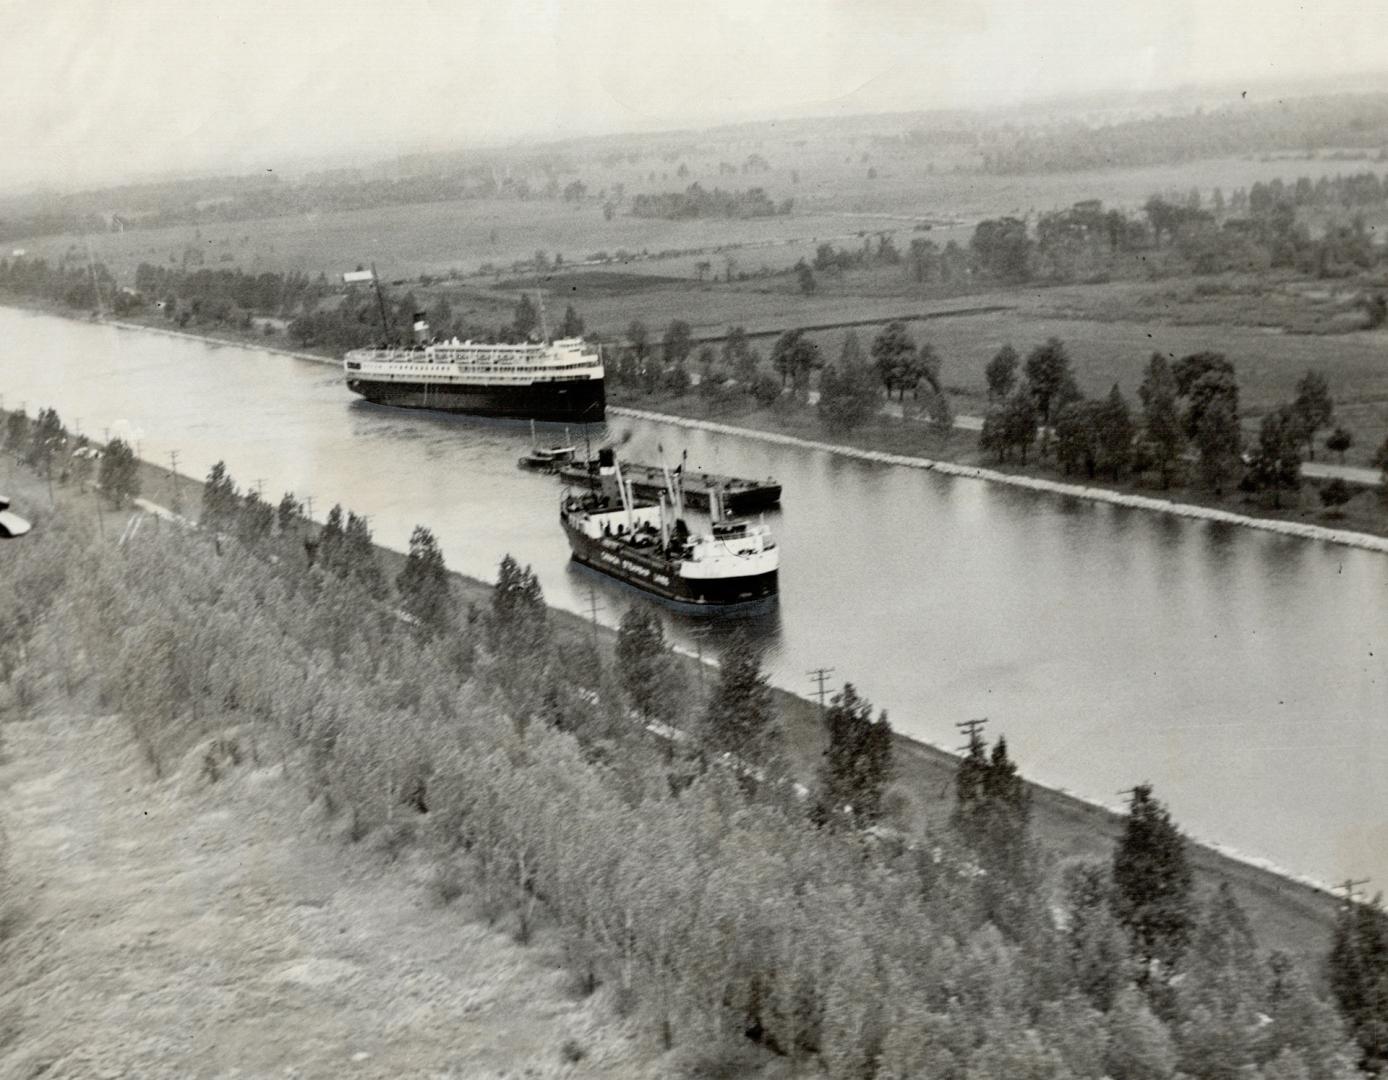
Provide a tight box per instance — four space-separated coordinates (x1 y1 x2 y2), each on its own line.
0 708 656 1080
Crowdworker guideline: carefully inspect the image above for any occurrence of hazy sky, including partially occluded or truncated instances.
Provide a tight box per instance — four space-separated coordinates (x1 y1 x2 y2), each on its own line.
4 0 1388 192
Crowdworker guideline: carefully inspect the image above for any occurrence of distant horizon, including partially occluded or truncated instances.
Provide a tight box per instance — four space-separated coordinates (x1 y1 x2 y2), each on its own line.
8 66 1388 205
7 0 1388 198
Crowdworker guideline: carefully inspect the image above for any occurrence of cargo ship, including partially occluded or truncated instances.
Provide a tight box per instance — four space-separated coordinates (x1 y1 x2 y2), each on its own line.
344 317 605 422
560 449 778 613
556 454 781 516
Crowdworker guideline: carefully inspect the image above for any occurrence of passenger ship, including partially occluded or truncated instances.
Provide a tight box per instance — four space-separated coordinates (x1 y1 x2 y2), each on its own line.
343 318 605 422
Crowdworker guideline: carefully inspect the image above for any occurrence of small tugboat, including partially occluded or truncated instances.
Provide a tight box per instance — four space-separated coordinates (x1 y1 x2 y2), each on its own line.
560 448 778 613
556 452 781 515
517 421 578 472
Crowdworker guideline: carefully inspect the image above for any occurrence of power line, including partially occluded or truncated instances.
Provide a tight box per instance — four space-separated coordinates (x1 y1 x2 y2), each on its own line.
1338 878 1372 905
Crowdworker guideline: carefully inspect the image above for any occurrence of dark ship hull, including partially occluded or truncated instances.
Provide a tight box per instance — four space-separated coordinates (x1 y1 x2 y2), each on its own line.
346 376 605 422
556 461 781 515
561 517 777 613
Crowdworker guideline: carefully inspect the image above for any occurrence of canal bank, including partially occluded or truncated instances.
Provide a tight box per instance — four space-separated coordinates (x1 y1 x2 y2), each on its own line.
611 405 1388 555
1 302 1384 899
81 307 1388 550
0 454 1350 966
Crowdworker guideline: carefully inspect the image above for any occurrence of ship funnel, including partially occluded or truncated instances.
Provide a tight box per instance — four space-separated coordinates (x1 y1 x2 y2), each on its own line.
411 312 430 344
597 447 616 475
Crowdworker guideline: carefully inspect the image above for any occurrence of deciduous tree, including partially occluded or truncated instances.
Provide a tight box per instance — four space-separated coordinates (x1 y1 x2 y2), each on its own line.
1291 370 1334 460
1139 353 1184 488
1248 404 1302 508
1325 426 1354 463
870 321 916 400
98 438 141 507
1194 396 1242 493
1023 337 1073 426
986 344 1020 403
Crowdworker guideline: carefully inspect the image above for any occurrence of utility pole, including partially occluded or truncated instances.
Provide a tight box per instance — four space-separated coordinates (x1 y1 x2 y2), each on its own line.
808 667 835 714
1338 878 1371 906
584 586 603 650
253 478 266 499
168 449 181 513
955 717 988 754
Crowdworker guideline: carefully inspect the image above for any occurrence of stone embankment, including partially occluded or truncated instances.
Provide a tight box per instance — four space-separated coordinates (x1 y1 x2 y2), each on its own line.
610 405 1388 554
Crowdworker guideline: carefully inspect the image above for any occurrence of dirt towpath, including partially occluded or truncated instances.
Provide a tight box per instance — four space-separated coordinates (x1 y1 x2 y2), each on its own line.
0 708 654 1080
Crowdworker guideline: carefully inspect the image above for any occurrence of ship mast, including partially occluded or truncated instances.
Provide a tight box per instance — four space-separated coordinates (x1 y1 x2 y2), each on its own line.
370 262 391 342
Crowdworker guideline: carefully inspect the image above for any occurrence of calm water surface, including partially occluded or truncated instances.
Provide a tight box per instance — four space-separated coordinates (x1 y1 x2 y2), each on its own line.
3 306 1385 886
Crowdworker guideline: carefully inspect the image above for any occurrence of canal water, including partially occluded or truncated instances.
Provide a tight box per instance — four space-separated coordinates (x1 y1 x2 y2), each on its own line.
3 305 1385 887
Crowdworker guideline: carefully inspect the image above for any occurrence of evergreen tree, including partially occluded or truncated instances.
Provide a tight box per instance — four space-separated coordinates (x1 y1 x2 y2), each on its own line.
815 683 893 827
953 732 1042 937
97 438 141 506
275 492 301 534
396 525 453 637
558 303 585 337
342 512 385 597
489 554 549 659
1327 893 1388 1071
236 489 273 543
613 605 684 726
316 503 345 570
1112 783 1195 982
701 634 779 773
201 461 240 531
512 293 539 337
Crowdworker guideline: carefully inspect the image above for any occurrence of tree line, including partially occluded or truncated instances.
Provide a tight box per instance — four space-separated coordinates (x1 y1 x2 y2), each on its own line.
980 94 1388 174
969 192 1388 289
629 183 791 219
977 337 1388 509
3 423 1385 1076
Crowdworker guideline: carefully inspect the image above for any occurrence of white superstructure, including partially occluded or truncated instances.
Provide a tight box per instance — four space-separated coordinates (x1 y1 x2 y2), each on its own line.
343 336 603 387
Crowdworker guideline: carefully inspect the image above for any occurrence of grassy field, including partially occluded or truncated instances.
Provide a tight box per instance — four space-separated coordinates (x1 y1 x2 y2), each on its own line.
20 145 1388 289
